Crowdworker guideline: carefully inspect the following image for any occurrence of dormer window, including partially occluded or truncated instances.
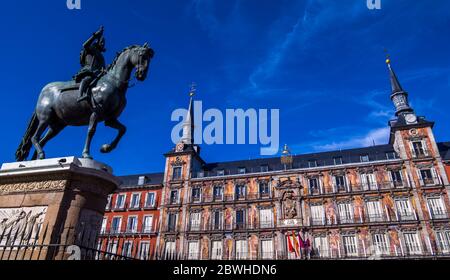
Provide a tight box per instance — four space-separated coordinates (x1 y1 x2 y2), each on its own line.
238 168 246 175
217 169 225 176
333 157 343 165
308 160 318 168
260 165 269 173
138 176 147 186
197 171 205 178
386 152 397 160
360 155 370 163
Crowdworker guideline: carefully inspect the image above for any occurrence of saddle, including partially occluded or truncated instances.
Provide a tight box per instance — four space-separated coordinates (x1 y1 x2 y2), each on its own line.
59 82 81 93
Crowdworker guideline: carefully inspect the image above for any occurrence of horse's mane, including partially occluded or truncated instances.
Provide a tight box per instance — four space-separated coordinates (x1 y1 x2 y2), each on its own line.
107 45 141 71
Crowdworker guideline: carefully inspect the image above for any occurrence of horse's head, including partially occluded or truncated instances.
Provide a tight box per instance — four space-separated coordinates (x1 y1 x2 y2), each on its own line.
129 43 155 81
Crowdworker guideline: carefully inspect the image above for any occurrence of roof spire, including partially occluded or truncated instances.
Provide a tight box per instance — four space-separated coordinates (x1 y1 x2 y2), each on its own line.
180 83 196 145
385 55 414 117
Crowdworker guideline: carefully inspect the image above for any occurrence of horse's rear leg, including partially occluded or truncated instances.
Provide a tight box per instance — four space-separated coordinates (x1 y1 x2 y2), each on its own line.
31 122 48 160
31 123 66 160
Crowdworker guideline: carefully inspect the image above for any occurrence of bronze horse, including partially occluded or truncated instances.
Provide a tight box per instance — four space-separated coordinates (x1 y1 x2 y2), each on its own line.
16 44 154 161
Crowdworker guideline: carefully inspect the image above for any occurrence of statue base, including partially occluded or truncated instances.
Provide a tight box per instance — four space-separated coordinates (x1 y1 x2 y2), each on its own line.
0 157 119 260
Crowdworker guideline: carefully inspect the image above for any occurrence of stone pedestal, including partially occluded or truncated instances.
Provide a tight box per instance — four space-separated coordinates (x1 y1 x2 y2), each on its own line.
0 157 119 260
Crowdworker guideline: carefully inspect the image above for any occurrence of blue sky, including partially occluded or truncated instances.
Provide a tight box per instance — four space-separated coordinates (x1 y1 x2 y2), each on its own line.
0 0 449 175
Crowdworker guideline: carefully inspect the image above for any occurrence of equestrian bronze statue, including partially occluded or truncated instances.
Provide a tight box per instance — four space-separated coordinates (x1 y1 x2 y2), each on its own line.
15 27 155 161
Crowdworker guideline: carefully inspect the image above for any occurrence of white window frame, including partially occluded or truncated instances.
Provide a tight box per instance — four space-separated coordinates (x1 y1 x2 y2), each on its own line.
138 241 151 260
260 208 274 228
360 173 378 191
145 192 156 208
235 240 248 260
314 236 329 258
100 217 107 234
310 205 325 226
126 216 138 233
165 241 176 260
427 197 447 219
138 176 146 186
130 193 141 209
188 241 200 260
122 240 134 257
343 235 359 257
261 239 274 260
435 231 450 254
190 212 202 231
366 200 383 222
395 198 416 221
403 232 423 255
372 233 390 256
111 216 122 233
338 202 354 224
143 215 154 233
115 194 126 209
211 240 223 260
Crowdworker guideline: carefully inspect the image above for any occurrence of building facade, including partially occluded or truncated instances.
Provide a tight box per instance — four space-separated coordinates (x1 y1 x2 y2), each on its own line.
98 173 163 260
103 59 450 260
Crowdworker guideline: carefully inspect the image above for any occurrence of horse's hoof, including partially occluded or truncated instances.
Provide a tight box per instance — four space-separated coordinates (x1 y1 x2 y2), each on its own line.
100 144 113 153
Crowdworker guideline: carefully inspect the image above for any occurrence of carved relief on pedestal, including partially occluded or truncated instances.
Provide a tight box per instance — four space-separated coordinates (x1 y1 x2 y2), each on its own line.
281 190 297 219
0 180 66 195
0 207 47 245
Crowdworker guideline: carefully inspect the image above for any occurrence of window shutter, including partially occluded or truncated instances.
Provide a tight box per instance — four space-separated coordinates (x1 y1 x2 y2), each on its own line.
332 176 337 192
409 142 417 158
416 169 423 186
431 168 439 184
360 174 368 190
422 140 429 156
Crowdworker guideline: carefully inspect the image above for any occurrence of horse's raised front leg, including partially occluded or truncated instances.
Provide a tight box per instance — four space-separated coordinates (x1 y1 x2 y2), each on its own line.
101 119 127 154
82 112 99 159
31 122 49 160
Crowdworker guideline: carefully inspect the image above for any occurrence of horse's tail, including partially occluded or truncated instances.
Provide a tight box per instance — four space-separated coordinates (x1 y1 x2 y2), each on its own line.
15 112 39 162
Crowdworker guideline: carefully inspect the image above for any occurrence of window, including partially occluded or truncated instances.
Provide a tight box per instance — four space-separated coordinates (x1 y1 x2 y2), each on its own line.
111 217 122 234
333 157 343 165
213 186 223 200
419 168 438 186
122 241 133 257
170 190 178 204
236 240 248 260
309 178 321 195
261 239 274 259
314 236 329 258
211 241 223 260
338 203 354 224
115 194 126 209
236 210 245 229
167 213 177 232
130 193 141 209
126 216 138 233
308 160 318 168
427 197 447 219
217 169 225 176
190 212 201 231
259 182 270 197
172 166 182 180
311 205 325 226
212 211 223 230
238 167 246 174
138 241 151 260
435 231 450 254
360 173 377 191
197 171 205 178
260 209 274 228
404 232 422 255
410 140 428 158
100 217 107 234
395 198 416 221
386 152 397 160
164 241 176 260
106 195 112 210
372 234 390 256
260 165 269 172
191 187 202 203
343 235 358 257
360 155 370 163
389 170 404 187
145 192 156 208
366 200 383 222
333 175 347 192
188 241 200 260
143 216 153 233
107 240 118 255
138 176 146 186
235 185 246 199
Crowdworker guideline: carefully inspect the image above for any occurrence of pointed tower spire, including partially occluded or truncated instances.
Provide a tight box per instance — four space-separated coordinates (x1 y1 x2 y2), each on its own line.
180 83 196 145
385 56 415 118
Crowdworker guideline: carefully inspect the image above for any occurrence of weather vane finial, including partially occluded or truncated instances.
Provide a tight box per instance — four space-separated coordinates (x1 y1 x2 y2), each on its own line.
189 82 197 97
384 49 391 65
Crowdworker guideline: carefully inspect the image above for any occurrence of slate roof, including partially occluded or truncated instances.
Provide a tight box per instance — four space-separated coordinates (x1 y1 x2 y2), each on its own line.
198 144 399 178
118 172 164 188
438 142 450 161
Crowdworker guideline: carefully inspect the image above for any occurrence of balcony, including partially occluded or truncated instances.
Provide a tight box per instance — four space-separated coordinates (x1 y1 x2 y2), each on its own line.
420 177 441 187
429 211 449 220
396 212 418 222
